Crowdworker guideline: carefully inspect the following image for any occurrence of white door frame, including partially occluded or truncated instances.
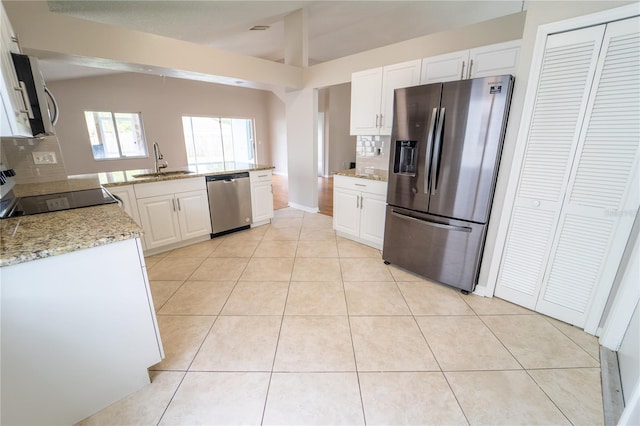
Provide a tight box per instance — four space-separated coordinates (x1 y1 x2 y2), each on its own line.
486 4 640 335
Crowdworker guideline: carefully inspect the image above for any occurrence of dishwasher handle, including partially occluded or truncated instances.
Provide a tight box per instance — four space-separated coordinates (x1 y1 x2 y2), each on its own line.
205 172 250 182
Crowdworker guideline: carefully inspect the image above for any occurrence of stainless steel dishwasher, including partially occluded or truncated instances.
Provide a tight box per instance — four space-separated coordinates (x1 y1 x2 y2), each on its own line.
206 172 252 237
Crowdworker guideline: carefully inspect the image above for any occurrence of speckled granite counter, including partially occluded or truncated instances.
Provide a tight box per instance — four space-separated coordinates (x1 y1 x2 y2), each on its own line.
72 163 275 188
2 163 275 267
334 168 388 182
0 204 142 267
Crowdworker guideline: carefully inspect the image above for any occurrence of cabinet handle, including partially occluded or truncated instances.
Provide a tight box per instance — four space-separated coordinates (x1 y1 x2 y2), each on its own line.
460 61 466 80
467 59 473 79
171 198 176 211
355 183 366 187
379 114 383 128
258 174 268 178
176 198 181 211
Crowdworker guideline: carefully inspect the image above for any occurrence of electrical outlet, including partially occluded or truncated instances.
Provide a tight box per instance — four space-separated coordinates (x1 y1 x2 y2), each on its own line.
46 198 70 211
32 152 57 165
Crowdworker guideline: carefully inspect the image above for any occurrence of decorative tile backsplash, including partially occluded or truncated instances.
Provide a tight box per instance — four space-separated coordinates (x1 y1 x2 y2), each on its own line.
0 136 68 184
356 135 390 172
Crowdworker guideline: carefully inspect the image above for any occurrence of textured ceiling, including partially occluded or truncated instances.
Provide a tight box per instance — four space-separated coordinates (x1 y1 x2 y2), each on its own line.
41 0 526 80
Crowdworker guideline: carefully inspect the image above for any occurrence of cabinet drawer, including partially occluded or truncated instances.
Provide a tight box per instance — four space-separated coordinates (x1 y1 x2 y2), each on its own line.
134 177 205 199
334 175 387 196
249 170 273 183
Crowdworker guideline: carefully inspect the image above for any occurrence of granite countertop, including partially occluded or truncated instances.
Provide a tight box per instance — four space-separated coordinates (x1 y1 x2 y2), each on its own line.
0 204 142 267
74 163 275 188
334 168 388 182
3 163 275 267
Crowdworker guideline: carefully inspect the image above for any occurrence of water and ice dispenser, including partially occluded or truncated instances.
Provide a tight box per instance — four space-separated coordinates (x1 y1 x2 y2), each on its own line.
393 140 417 175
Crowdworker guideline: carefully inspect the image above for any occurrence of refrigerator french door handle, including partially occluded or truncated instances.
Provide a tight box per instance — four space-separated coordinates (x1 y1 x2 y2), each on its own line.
431 107 446 195
424 107 439 194
391 210 472 232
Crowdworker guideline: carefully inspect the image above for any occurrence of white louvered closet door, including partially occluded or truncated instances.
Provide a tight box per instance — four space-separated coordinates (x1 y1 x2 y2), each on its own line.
536 16 640 329
494 25 606 309
495 16 640 331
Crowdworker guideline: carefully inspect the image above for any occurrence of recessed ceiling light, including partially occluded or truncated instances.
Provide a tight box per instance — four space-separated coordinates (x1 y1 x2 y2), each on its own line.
249 25 270 31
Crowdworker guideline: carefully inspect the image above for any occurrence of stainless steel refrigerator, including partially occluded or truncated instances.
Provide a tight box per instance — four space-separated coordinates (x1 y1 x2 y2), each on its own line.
382 75 514 293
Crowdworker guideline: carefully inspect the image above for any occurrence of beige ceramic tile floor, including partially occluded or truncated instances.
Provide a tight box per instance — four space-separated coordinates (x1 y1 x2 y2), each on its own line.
77 208 604 426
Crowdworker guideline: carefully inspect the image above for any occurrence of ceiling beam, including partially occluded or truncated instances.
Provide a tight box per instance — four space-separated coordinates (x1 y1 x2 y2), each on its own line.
2 0 303 92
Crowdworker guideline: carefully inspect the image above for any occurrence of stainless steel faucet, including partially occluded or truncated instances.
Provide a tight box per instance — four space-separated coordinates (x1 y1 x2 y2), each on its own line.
152 142 168 174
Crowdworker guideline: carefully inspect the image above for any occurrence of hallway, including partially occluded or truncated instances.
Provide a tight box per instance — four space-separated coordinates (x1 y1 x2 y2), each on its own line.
271 174 333 216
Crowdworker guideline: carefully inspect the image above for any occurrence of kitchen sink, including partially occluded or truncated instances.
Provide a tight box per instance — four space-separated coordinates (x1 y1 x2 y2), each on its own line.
133 170 195 178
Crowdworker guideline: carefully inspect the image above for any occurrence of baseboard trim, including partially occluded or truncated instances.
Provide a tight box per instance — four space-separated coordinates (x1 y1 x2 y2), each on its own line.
601 346 625 425
288 202 319 213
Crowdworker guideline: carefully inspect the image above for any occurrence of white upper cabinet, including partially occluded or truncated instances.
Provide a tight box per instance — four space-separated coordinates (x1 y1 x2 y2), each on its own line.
420 40 521 84
350 60 421 135
350 67 383 136
468 40 521 78
420 50 470 84
379 60 422 134
0 2 32 138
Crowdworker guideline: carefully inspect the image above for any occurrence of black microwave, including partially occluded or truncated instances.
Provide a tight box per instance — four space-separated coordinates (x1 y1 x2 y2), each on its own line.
10 53 58 137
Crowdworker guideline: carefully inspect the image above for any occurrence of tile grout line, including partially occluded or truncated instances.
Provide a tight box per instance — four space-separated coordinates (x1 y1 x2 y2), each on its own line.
152 234 256 424
338 242 369 426
260 221 296 426
540 314 601 363
391 271 474 425
475 314 576 424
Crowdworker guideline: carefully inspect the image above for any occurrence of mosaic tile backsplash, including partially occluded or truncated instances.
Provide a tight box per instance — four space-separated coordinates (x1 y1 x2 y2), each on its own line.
356 135 390 172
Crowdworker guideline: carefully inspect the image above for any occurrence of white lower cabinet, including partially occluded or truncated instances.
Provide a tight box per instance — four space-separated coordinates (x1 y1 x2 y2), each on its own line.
134 178 211 252
107 184 142 226
249 170 274 225
333 175 387 249
1 238 163 425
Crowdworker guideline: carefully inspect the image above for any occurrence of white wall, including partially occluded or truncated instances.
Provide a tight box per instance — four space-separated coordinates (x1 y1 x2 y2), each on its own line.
267 92 287 175
619 304 639 406
327 83 356 174
48 73 275 175
286 88 318 211
304 11 527 89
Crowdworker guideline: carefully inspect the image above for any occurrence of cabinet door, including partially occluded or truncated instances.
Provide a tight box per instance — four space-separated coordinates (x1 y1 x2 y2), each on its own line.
0 3 31 137
360 192 387 249
469 40 521 78
350 67 383 135
108 185 141 227
251 181 274 223
380 60 422 135
137 194 181 250
176 190 212 240
333 187 360 236
420 50 469 84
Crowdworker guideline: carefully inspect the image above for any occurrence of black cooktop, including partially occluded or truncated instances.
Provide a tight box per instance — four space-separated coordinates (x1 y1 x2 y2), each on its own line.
0 187 118 218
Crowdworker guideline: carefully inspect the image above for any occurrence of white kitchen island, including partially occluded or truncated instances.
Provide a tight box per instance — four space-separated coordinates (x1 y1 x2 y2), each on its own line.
0 203 164 425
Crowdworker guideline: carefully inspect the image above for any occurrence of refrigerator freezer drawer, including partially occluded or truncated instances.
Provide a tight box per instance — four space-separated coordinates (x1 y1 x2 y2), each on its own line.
382 206 487 292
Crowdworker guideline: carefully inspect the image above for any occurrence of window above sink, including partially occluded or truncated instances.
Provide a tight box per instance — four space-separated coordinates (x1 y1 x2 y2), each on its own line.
84 111 148 160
